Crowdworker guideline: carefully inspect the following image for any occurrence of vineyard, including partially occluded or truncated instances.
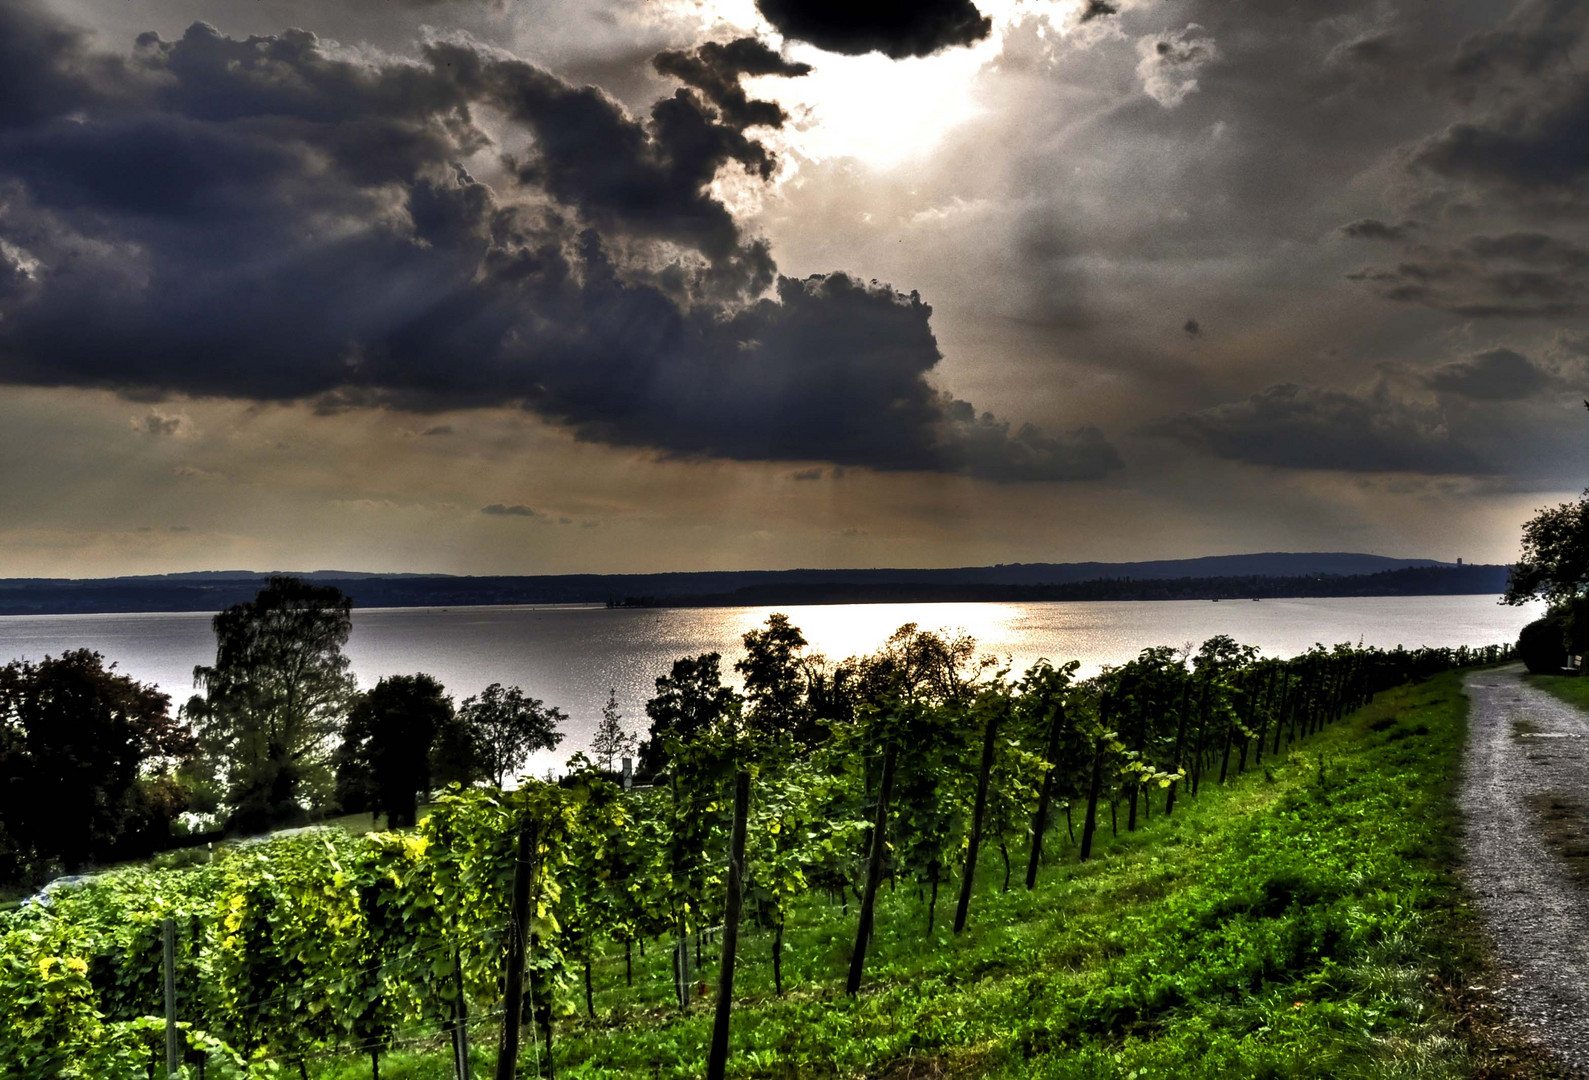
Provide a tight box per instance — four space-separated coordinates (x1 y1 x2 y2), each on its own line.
0 627 1512 1079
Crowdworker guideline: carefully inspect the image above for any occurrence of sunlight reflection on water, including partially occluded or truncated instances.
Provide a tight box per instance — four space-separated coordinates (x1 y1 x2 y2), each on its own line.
0 596 1540 776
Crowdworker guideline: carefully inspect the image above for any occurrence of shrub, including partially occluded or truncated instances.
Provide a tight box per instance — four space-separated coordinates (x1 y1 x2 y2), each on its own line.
1518 616 1568 674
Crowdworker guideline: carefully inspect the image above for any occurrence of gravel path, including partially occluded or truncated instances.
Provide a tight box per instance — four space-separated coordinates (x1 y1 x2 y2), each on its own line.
1462 665 1589 1073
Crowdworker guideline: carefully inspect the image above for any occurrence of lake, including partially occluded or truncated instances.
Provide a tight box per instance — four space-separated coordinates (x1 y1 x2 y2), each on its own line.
0 596 1538 775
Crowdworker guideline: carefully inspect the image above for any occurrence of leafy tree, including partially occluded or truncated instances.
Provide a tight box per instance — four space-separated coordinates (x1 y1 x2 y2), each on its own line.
335 674 454 828
430 707 486 788
590 687 638 773
1504 491 1589 607
456 682 566 787
0 650 194 882
186 576 358 832
736 613 821 746
638 652 738 775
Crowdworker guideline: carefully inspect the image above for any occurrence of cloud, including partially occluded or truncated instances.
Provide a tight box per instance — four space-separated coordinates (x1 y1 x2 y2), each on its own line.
1145 382 1490 475
131 409 196 437
1338 218 1417 242
788 467 824 481
1346 232 1589 317
481 503 542 517
1135 25 1218 108
1406 0 1589 211
652 37 810 130
1421 346 1556 401
0 6 1114 485
421 424 454 436
171 465 224 480
1079 2 1119 25
754 0 992 59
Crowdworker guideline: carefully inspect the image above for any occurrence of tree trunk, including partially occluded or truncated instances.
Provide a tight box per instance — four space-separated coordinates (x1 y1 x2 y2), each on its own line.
1000 840 1011 892
625 941 632 987
954 705 1001 933
927 868 939 934
706 769 750 1080
1190 684 1209 796
1066 802 1074 845
372 1051 380 1080
847 742 897 995
583 957 594 1020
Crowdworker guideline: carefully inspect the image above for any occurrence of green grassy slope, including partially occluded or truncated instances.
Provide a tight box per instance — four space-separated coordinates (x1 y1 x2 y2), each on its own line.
318 671 1549 1080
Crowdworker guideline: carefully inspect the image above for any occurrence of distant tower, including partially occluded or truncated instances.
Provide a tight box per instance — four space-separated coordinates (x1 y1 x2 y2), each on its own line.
1457 557 1463 567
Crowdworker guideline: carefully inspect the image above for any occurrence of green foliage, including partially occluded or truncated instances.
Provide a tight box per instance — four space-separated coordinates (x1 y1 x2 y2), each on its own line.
336 674 455 827
187 576 359 831
0 625 1513 1079
1519 615 1570 674
455 683 567 788
0 650 196 884
1504 489 1589 607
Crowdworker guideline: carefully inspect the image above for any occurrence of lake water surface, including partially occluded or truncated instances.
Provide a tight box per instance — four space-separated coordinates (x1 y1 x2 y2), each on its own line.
0 596 1538 774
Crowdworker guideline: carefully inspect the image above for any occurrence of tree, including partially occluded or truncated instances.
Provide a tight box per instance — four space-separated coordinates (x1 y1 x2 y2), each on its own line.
335 674 453 828
430 708 486 788
186 576 358 832
638 653 738 775
0 650 195 882
1504 492 1589 655
456 683 566 787
590 688 637 773
736 614 820 746
1504 491 1589 607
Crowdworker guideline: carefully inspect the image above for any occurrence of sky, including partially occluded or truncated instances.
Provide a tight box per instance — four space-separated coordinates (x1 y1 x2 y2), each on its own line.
1 0 1586 577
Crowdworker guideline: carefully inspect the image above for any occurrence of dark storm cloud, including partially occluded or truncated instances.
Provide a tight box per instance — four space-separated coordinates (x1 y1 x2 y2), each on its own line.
0 5 1114 484
754 0 991 60
1145 383 1490 475
1345 232 1589 317
481 504 542 517
1338 219 1418 241
1422 347 1556 400
1398 0 1589 212
652 38 810 130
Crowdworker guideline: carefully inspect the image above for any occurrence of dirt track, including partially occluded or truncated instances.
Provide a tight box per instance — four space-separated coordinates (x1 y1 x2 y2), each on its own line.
1462 666 1589 1074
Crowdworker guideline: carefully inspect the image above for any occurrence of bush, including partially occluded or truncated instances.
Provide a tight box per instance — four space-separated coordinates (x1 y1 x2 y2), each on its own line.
1519 616 1568 674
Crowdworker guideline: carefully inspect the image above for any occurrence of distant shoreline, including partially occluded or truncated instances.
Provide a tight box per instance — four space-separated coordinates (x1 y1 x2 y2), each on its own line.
0 560 1508 617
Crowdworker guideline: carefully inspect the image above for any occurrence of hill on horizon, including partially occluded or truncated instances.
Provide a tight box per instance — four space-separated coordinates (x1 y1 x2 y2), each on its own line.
0 552 1474 616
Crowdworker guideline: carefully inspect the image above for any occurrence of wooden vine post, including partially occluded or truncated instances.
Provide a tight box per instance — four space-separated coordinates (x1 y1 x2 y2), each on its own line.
1026 700 1066 889
706 769 751 1080
1079 693 1111 862
847 741 897 995
495 813 538 1080
954 701 1001 932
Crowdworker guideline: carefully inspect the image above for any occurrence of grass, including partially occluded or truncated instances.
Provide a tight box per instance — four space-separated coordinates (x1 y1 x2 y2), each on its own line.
301 673 1554 1080
1523 671 1589 713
